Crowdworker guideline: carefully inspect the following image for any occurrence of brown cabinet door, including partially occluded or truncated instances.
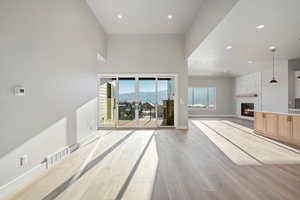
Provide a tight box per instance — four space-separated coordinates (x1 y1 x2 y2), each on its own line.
265 113 278 136
254 112 265 133
292 116 300 145
278 115 292 141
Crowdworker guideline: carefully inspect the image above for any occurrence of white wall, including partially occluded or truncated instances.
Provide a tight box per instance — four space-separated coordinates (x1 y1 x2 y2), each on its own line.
185 0 238 57
188 76 235 116
261 60 289 113
288 59 300 108
0 0 106 191
99 34 188 128
235 60 289 117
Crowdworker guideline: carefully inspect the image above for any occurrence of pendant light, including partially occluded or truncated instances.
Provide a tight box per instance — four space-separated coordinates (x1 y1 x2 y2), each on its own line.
269 48 278 84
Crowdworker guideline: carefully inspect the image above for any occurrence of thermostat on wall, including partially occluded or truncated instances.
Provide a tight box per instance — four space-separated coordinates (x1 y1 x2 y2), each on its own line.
15 87 25 96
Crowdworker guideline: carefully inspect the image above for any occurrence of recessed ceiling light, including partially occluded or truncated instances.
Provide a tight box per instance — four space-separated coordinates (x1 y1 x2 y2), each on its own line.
248 61 253 64
167 15 173 19
117 14 123 19
269 46 276 50
226 45 233 50
256 24 265 29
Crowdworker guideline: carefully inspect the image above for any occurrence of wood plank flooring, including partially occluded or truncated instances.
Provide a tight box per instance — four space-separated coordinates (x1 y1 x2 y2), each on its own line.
198 120 300 164
152 119 300 200
3 118 300 200
192 120 261 165
55 130 154 200
101 120 164 127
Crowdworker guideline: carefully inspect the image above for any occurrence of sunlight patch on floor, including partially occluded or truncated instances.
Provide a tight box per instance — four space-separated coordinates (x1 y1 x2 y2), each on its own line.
192 120 261 166
193 120 300 165
5 130 159 200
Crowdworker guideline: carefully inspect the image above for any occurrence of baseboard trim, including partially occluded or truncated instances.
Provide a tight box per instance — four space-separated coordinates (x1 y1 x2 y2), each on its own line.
176 126 188 130
67 131 99 153
0 163 46 199
235 115 254 121
0 138 81 199
189 115 236 118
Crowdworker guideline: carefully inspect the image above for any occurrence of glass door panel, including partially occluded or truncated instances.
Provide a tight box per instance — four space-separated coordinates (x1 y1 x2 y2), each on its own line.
138 78 157 127
98 75 176 128
98 77 116 127
118 77 137 127
157 78 175 127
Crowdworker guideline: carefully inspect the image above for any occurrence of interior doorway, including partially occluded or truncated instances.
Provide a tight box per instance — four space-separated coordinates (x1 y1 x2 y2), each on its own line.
97 74 177 128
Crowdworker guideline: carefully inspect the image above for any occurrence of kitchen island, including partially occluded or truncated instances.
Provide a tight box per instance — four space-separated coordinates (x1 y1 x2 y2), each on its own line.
254 111 300 147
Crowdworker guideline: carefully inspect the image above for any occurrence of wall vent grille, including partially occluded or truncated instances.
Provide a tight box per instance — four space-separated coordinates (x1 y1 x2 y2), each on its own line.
45 147 70 169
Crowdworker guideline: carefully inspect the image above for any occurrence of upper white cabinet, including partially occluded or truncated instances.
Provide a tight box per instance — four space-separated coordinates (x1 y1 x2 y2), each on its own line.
295 71 300 98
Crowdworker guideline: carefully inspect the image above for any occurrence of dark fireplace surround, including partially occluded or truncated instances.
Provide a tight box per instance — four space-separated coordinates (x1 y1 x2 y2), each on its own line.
241 103 254 117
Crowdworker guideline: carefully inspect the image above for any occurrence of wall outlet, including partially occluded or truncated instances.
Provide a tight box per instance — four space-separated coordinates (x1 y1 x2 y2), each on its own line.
20 155 28 167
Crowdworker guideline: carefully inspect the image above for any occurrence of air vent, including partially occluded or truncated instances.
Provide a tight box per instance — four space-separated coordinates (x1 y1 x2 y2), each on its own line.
45 147 70 169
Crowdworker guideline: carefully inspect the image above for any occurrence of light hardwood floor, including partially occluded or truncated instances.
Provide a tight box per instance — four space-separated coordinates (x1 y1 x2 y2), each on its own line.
197 120 300 165
3 118 300 200
100 119 165 127
152 119 300 200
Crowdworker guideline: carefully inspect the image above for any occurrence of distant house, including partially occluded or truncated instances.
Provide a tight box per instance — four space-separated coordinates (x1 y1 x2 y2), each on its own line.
141 102 155 110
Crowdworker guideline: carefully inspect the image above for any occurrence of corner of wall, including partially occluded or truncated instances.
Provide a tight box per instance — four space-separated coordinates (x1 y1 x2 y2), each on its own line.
184 0 239 58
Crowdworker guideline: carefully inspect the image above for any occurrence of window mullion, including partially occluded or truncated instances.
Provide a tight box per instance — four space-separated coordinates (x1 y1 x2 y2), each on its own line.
207 88 209 108
192 88 194 105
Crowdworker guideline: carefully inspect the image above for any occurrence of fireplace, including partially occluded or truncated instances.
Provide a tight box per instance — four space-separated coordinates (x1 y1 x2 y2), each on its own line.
241 103 254 117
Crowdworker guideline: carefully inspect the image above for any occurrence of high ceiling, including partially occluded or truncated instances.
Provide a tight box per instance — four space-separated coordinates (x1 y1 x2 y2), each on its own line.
189 0 300 77
87 0 204 34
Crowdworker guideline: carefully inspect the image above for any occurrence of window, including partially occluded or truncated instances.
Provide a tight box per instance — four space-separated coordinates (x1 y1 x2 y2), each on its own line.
188 87 216 109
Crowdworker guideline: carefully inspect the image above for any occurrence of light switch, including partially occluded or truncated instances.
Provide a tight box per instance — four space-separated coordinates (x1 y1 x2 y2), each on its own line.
97 52 106 62
180 98 184 105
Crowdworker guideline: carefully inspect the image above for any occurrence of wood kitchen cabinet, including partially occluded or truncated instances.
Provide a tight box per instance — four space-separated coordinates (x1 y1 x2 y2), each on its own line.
292 116 300 145
254 112 300 147
278 115 292 141
254 112 265 133
254 112 278 138
265 113 278 137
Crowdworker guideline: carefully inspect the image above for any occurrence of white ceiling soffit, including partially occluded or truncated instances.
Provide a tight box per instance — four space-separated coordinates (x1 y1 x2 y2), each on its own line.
188 0 300 77
185 0 239 58
86 0 204 34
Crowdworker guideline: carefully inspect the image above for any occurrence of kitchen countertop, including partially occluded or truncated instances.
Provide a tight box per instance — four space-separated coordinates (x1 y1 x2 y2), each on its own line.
254 110 300 116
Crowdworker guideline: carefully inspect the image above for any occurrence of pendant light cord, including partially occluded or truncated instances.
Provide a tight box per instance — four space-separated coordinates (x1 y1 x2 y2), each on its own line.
272 52 275 78
269 48 278 83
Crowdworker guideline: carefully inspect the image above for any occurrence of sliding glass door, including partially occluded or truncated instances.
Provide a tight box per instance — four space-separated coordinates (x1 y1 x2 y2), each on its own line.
138 78 157 127
118 78 137 127
98 75 175 128
157 78 175 127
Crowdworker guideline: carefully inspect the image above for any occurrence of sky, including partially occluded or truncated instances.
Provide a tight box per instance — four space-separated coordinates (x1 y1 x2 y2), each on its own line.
119 79 169 94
